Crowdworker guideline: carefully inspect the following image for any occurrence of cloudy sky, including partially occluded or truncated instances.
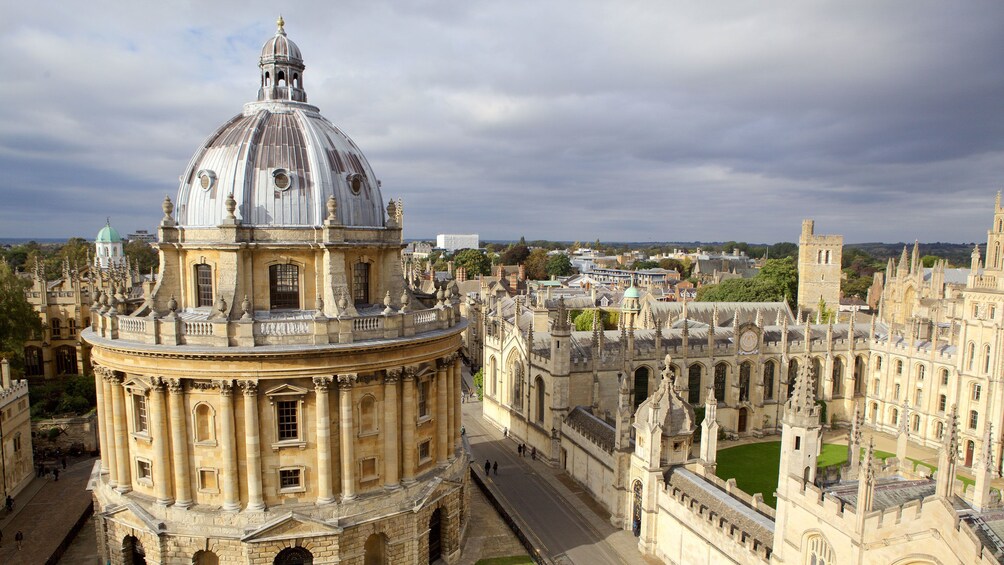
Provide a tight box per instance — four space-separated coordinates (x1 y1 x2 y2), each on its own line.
2 1 1003 243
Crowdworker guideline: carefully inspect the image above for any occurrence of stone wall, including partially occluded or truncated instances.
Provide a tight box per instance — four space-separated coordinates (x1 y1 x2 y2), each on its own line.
32 412 99 453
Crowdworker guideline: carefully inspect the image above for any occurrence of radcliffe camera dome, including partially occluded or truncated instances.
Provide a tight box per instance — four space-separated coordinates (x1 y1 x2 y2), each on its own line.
174 17 385 228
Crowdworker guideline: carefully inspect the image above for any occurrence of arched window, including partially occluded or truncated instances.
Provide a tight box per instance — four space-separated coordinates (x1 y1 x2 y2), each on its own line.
359 395 377 434
970 410 979 430
195 264 213 307
912 414 920 432
853 356 864 395
763 360 775 401
739 362 751 402
292 73 300 88
51 318 62 338
274 547 313 565
817 250 823 264
277 70 286 86
194 403 216 444
968 342 976 371
831 358 842 396
194 550 220 565
825 250 831 264
269 264 300 309
633 366 650 410
941 368 950 386
687 364 702 405
123 535 146 565
787 359 798 399
914 388 922 405
265 71 271 86
55 346 77 375
936 421 945 439
812 357 823 396
24 347 43 376
535 376 546 423
875 356 883 371
973 383 982 401
917 364 925 381
870 402 878 422
510 359 523 410
895 359 903 375
984 344 992 373
714 363 727 402
489 357 497 397
873 378 880 395
891 408 899 426
805 534 834 565
353 262 371 305
363 533 387 565
938 394 947 412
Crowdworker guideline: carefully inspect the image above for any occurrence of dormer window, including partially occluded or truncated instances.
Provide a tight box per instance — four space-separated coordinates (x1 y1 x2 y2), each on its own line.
197 170 216 191
346 173 364 195
273 168 292 191
269 264 300 310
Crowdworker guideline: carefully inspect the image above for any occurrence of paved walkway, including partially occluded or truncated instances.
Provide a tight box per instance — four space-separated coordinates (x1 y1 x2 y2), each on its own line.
458 482 528 565
462 397 657 565
0 455 96 564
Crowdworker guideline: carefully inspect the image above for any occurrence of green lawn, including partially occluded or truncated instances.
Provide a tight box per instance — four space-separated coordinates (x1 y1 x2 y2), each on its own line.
715 442 893 508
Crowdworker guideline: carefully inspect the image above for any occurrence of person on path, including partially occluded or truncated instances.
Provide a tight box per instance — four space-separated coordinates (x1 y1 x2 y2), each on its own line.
531 446 536 460
15 530 23 550
503 427 508 438
517 444 523 457
460 425 465 436
484 460 491 475
493 461 498 475
53 468 59 482
61 456 67 470
5 495 12 512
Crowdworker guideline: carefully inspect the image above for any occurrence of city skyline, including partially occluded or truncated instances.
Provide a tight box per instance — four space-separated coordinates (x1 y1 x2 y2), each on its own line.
2 2 1003 242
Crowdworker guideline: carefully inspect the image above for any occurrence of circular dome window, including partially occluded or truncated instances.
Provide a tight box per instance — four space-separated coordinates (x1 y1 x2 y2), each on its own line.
346 173 364 195
197 170 216 191
273 169 292 190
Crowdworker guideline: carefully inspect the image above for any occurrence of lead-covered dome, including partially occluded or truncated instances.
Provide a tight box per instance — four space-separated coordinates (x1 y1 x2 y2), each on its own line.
174 19 385 228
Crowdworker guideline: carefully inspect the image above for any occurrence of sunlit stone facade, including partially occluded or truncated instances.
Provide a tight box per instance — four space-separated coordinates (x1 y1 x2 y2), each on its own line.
84 18 467 565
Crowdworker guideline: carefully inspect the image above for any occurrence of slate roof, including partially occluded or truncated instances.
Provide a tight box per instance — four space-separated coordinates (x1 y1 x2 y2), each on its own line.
564 406 616 453
826 478 936 510
665 467 775 543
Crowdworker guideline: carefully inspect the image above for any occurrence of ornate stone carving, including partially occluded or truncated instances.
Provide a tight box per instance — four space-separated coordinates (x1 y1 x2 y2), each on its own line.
337 373 357 389
313 376 333 390
218 380 234 396
238 380 258 396
189 380 219 391
150 376 165 391
166 378 184 394
403 366 418 381
385 368 402 384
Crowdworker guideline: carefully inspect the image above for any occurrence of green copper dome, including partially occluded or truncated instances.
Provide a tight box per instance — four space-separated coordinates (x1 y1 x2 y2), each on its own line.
96 221 121 243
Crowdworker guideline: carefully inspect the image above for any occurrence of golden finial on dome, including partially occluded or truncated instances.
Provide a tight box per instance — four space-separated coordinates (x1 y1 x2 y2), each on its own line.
277 15 285 32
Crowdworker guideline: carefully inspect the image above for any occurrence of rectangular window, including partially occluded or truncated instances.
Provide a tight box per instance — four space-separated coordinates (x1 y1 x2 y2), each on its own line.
353 262 370 305
269 264 300 310
939 395 947 412
914 389 922 406
894 384 901 400
973 384 982 401
941 370 949 386
199 468 218 492
419 439 431 462
418 380 430 418
279 468 303 492
13 434 21 453
277 400 299 441
195 264 213 307
133 395 148 434
137 459 152 482
970 410 979 430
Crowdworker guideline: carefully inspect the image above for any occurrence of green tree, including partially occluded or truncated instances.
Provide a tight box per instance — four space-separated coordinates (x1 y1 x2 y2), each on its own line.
572 309 619 331
921 255 939 268
524 248 549 280
545 253 575 277
125 240 159 273
500 243 531 266
630 260 659 270
817 297 837 324
453 249 491 277
768 242 799 259
0 260 43 370
758 257 799 309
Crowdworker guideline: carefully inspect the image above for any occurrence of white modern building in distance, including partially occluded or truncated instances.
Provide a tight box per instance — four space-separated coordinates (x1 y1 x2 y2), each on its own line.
436 234 479 252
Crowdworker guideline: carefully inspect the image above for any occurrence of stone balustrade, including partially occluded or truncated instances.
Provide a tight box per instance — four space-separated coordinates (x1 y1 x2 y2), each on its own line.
90 303 460 348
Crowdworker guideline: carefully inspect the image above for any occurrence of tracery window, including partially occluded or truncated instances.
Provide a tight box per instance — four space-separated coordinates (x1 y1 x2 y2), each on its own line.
831 358 842 396
51 318 62 338
714 363 727 402
763 361 775 401
804 534 834 565
739 362 751 402
688 365 702 405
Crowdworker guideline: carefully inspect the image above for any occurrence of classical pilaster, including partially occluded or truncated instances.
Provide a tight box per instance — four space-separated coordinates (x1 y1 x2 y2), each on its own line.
94 367 109 474
101 372 118 486
384 369 401 489
109 373 131 493
314 376 335 504
453 357 462 453
436 358 449 465
219 380 240 511
338 374 357 500
150 378 173 505
239 380 265 511
401 367 417 484
167 379 192 507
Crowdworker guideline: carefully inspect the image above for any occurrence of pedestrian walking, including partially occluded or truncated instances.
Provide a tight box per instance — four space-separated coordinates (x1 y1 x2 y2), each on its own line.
5 495 13 512
15 530 23 550
531 446 536 460
492 461 498 475
53 468 59 482
517 444 522 457
460 425 466 436
484 460 491 475
62 456 67 470
503 427 508 438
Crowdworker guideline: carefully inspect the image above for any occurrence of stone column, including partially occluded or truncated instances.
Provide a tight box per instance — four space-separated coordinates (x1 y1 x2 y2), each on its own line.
150 378 173 505
446 355 456 461
383 369 401 489
167 379 192 507
436 358 449 465
101 372 118 486
94 368 109 474
110 374 131 493
401 367 417 484
239 380 265 511
338 374 357 501
314 376 335 504
219 380 240 511
453 357 463 453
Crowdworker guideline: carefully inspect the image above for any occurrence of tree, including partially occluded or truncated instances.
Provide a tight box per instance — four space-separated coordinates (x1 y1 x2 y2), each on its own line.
500 243 530 266
453 249 491 277
524 249 549 280
545 253 575 277
758 257 798 309
768 242 799 259
921 255 939 268
572 309 618 331
630 260 659 270
0 260 43 371
658 258 689 278
696 257 798 308
125 240 158 273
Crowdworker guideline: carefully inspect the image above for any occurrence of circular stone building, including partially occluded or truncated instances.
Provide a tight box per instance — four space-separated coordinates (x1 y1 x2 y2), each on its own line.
84 18 467 565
